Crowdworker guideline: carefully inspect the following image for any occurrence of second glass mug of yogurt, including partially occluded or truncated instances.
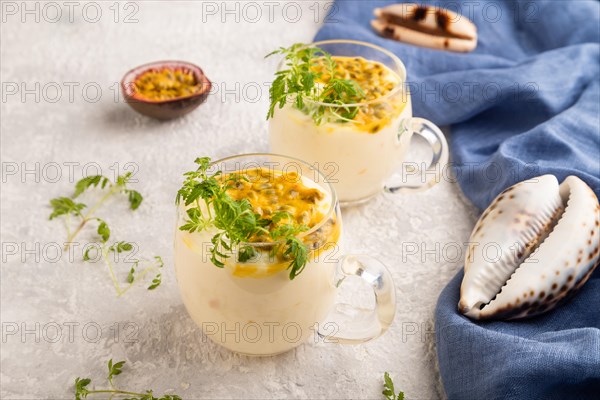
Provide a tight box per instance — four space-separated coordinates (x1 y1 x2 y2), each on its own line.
269 39 449 204
174 154 396 355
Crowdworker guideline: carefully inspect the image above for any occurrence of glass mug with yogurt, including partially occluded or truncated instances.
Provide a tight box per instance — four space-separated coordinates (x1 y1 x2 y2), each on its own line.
269 40 449 204
174 154 396 355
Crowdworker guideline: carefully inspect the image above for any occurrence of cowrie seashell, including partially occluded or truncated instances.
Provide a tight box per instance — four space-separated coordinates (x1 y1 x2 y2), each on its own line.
459 175 600 320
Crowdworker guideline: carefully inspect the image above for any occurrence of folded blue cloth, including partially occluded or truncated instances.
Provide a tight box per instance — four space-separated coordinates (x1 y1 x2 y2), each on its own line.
315 1 600 398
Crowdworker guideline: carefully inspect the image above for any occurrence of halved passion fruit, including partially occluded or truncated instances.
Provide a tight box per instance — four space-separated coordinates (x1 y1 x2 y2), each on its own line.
121 60 211 120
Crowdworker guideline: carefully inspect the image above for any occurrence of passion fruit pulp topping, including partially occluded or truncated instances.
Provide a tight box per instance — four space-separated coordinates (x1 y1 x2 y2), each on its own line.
311 56 407 133
222 168 339 277
224 168 334 241
133 67 204 101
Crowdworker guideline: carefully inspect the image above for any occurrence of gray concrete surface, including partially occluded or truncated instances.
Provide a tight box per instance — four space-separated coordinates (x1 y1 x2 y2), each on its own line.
0 2 478 398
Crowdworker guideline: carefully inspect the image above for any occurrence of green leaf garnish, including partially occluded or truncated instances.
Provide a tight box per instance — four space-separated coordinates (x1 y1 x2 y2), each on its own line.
127 266 136 284
74 175 109 198
74 360 181 399
107 359 125 385
383 372 405 400
97 219 110 243
74 377 91 400
238 245 258 263
109 241 133 253
126 189 143 210
49 197 86 220
177 157 310 279
147 273 161 290
266 43 365 125
82 246 97 262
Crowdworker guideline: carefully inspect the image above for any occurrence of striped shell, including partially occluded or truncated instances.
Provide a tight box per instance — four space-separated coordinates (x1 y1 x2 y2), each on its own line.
459 175 600 320
372 4 477 52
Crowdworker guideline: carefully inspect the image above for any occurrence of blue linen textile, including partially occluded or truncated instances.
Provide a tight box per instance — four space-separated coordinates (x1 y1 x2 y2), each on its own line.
315 1 600 398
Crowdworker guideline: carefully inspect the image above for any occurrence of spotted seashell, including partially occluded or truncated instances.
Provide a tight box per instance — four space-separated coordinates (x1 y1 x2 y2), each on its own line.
459 175 600 320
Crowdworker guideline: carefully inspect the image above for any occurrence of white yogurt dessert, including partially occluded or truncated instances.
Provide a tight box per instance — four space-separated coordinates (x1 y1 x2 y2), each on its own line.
270 99 413 202
268 41 447 204
174 165 342 355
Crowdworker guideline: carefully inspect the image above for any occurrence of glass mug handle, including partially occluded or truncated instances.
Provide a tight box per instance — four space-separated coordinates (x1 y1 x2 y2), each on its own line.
384 117 449 194
317 255 396 344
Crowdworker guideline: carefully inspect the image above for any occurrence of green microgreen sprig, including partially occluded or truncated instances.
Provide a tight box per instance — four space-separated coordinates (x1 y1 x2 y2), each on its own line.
176 157 310 280
75 359 180 400
266 43 365 125
50 172 163 296
49 172 142 250
83 235 163 296
382 372 405 400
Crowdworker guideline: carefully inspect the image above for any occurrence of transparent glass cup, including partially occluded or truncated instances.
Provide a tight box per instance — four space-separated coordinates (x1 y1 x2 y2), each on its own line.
269 39 449 205
174 154 396 355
